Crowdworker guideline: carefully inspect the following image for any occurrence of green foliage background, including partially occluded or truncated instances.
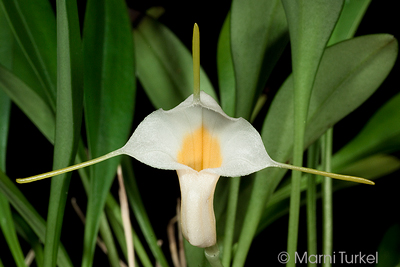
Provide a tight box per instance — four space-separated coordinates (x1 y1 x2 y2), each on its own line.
0 0 399 266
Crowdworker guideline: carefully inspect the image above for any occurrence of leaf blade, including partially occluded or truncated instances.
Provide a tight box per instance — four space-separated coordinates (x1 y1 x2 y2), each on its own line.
0 65 55 142
43 0 83 265
328 0 371 45
230 0 288 119
332 91 400 171
0 0 57 108
280 1 343 264
217 12 235 117
233 33 397 265
0 10 25 264
0 170 73 267
82 0 136 265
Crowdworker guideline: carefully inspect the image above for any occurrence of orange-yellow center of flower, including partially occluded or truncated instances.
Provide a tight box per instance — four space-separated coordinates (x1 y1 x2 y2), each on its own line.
177 126 222 172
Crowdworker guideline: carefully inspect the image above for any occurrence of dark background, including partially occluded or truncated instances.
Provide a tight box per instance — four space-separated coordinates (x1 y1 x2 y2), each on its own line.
4 0 399 266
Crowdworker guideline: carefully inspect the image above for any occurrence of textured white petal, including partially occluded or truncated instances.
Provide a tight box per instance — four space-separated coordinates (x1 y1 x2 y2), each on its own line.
177 169 219 248
120 91 277 176
199 109 278 177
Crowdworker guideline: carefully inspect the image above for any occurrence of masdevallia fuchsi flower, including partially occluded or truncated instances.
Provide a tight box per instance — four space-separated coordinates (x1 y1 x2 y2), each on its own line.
16 24 374 249
15 89 375 247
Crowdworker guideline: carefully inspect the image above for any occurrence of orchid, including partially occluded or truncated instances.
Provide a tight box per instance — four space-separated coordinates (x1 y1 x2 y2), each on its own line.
16 24 374 257
1 0 397 266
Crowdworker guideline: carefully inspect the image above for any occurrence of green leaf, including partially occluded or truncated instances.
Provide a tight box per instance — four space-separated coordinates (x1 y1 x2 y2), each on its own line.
43 0 83 266
259 34 398 167
11 40 50 104
0 18 139 267
267 153 399 215
76 150 134 267
336 154 400 179
376 224 400 267
82 0 135 265
255 34 398 186
98 214 121 267
217 12 235 117
216 13 241 266
13 213 45 267
133 16 217 110
121 157 169 267
281 0 343 110
0 170 73 267
256 153 400 234
183 239 209 267
0 196 25 267
0 0 57 109
332 92 400 171
0 2 12 168
0 65 55 142
104 195 153 267
232 33 397 266
262 33 398 197
328 0 371 46
0 74 23 267
280 1 343 265
230 0 288 119
0 12 23 264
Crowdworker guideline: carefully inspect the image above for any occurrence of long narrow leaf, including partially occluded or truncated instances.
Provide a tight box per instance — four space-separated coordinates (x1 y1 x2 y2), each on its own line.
256 154 400 233
0 93 25 265
335 154 400 179
0 66 55 142
13 213 45 267
256 34 397 184
105 195 153 267
254 35 399 232
262 33 397 202
0 0 57 109
43 0 83 266
217 12 235 117
332 92 400 171
232 33 397 266
0 10 25 264
280 2 343 265
376 224 400 267
0 170 72 267
98 214 121 267
121 157 170 267
230 0 288 119
328 0 371 46
82 0 135 265
0 196 25 267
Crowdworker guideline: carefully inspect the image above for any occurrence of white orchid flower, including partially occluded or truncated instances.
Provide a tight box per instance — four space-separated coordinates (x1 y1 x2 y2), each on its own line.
16 24 374 249
121 90 281 247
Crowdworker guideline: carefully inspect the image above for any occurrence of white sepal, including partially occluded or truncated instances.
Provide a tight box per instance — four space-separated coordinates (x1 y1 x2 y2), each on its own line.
119 91 277 176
